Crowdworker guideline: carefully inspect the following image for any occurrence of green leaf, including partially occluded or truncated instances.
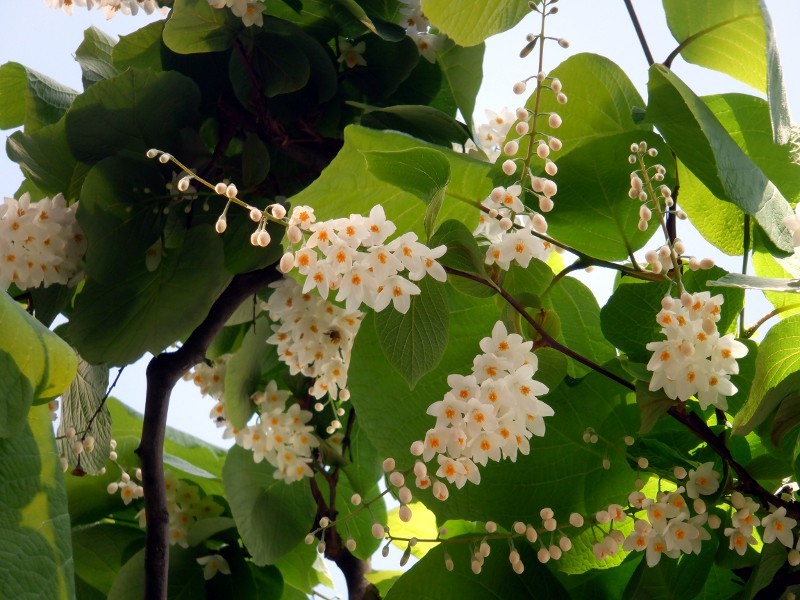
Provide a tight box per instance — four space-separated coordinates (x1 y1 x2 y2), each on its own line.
113 20 165 72
646 65 794 252
544 132 667 261
419 0 531 46
75 27 119 89
770 389 800 447
290 125 492 243
162 0 240 54
600 281 671 362
734 315 800 435
546 276 616 378
0 61 77 132
753 228 800 315
108 546 204 599
0 290 77 404
186 516 236 546
662 0 791 144
708 273 800 293
224 317 275 429
429 219 488 291
677 94 800 255
345 35 420 99
56 358 111 475
332 0 403 40
66 226 231 366
273 542 332 594
361 105 471 148
65 68 201 164
0 406 75 599
222 446 316 565
6 118 87 201
363 146 451 206
242 132 271 187
0 351 34 440
72 523 145 595
436 41 484 128
330 477 386 561
635 382 673 435
374 277 449 389
385 538 570 599
534 53 650 155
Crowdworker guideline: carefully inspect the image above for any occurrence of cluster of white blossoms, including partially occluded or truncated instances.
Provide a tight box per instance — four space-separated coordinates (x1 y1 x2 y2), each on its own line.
474 108 517 162
0 193 86 291
279 204 446 315
397 0 441 62
184 354 229 402
233 381 319 483
646 292 747 410
196 554 231 581
127 470 226 548
265 277 362 403
45 0 165 18
592 463 799 567
207 0 264 27
474 185 553 271
410 321 552 500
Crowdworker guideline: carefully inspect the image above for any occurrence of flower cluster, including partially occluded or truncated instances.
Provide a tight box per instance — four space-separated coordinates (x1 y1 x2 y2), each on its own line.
265 277 362 402
207 0 264 27
128 470 226 548
397 0 441 62
474 185 553 270
646 292 747 410
475 108 517 162
0 193 86 291
411 321 552 500
46 0 165 18
197 554 231 580
233 381 319 483
184 353 229 401
279 204 446 315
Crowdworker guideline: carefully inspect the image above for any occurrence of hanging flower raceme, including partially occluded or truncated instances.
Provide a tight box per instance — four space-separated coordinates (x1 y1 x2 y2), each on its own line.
410 321 552 500
233 381 319 483
397 0 442 62
0 192 86 291
279 204 446 315
264 277 362 402
474 185 553 270
646 292 747 410
46 0 166 18
475 108 517 162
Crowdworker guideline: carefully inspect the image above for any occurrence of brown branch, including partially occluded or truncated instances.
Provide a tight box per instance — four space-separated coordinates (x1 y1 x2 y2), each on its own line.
136 265 280 599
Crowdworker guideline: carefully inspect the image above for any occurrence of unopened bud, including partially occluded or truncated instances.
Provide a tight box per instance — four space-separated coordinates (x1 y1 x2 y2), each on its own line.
502 159 517 175
513 81 527 95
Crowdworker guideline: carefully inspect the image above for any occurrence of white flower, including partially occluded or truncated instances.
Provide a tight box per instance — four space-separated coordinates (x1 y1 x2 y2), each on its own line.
761 506 796 548
338 38 367 68
196 554 231 580
685 462 719 499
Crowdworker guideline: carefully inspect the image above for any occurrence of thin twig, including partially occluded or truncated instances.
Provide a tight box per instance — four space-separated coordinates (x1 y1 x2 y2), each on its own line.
743 304 796 339
623 0 654 65
82 367 125 439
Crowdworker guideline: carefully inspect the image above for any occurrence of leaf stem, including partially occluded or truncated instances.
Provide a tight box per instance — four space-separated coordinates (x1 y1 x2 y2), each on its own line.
743 304 795 339
622 0 654 65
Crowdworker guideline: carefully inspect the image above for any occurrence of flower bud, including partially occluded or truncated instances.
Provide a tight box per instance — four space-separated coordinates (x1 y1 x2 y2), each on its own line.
399 486 412 503
399 504 413 522
548 113 562 128
700 257 715 269
707 514 721 529
146 149 159 158
257 230 271 247
383 457 396 472
177 177 192 192
548 137 562 151
637 457 649 469
525 525 538 543
279 252 294 273
536 142 550 159
556 92 568 104
346 537 357 552
214 182 228 195
410 441 424 456
537 547 550 563
539 196 554 213
503 140 519 156
558 38 569 48
270 204 286 219
545 161 557 176
485 520 497 533
515 107 529 121
502 159 517 175
249 207 262 222
319 516 330 528
225 184 238 198
513 81 527 95
372 523 386 539
542 179 557 198
515 121 530 135
158 153 171 164
287 225 302 244
71 441 83 455
569 512 584 527
389 471 405 487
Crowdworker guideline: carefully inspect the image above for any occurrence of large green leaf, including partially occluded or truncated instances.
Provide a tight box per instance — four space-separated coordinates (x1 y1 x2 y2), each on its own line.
107 546 205 599
0 406 75 599
360 105 471 148
601 281 671 363
162 0 240 54
661 0 791 144
363 147 451 206
420 0 531 46
66 225 231 366
0 62 77 132
546 276 616 378
6 117 87 201
646 65 794 252
733 314 800 435
374 277 449 389
677 94 800 255
75 27 119 89
71 523 145 595
56 358 111 476
436 41 484 129
752 230 800 316
224 317 276 429
544 131 666 261
534 53 650 155
113 20 165 72
289 125 492 240
222 446 316 565
64 68 201 164
385 538 570 599
0 290 77 405
0 351 34 439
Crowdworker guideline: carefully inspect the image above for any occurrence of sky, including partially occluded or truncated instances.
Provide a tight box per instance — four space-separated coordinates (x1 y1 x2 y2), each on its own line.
2 0 800 594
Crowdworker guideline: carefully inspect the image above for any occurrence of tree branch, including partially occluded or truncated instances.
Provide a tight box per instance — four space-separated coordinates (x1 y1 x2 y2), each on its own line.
136 265 280 599
622 0 654 66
